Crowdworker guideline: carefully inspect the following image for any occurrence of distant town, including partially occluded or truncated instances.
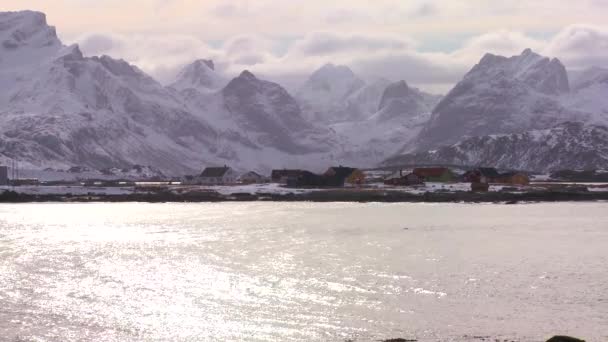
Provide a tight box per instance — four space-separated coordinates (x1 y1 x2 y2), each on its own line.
2 162 608 203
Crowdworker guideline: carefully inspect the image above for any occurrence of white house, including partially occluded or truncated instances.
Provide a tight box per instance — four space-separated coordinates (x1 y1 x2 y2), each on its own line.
197 166 238 185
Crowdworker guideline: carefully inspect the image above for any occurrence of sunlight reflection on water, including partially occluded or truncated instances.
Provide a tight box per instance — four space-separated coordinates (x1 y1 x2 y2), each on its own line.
0 202 607 341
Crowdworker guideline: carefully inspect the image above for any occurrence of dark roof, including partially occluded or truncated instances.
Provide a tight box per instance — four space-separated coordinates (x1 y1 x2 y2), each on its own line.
325 166 357 179
499 171 528 177
201 166 230 178
477 167 501 178
413 167 451 178
242 171 262 177
271 169 304 178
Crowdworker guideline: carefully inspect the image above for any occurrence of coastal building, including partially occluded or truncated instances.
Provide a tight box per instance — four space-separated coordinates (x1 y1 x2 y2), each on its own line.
471 182 490 192
496 172 530 185
239 171 268 184
11 178 39 186
323 166 365 186
413 167 454 182
384 170 423 186
290 171 324 187
198 166 238 185
463 167 501 183
271 169 305 184
0 166 8 186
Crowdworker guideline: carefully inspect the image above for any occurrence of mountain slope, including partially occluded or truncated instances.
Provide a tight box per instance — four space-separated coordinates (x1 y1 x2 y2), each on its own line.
296 63 366 123
169 59 225 92
221 70 323 154
383 122 608 172
563 66 608 122
414 49 588 151
0 11 222 174
330 80 441 166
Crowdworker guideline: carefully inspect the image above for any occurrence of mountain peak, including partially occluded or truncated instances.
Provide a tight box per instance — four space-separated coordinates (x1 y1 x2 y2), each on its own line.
379 80 412 110
521 48 536 57
170 58 223 91
311 63 356 80
197 59 214 70
239 70 257 80
468 49 569 95
0 10 60 50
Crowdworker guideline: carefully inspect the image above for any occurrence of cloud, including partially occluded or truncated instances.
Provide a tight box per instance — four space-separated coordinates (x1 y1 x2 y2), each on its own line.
210 1 250 18
75 33 220 84
78 34 120 56
457 30 545 59
544 24 608 69
71 23 608 94
412 3 438 18
323 8 371 24
288 32 414 58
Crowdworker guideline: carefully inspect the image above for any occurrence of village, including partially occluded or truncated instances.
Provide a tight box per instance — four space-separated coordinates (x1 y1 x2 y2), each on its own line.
178 165 532 190
1 164 531 190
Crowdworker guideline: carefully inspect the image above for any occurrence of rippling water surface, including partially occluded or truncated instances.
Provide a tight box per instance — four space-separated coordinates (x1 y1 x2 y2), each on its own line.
0 202 607 342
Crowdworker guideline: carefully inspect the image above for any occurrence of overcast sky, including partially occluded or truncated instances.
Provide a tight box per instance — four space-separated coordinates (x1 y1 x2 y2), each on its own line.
2 0 608 92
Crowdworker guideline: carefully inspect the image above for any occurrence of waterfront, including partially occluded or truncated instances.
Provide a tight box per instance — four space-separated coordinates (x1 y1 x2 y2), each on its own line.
0 202 606 341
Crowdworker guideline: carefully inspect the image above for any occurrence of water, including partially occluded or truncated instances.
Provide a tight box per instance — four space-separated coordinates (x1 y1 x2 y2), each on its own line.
0 202 606 342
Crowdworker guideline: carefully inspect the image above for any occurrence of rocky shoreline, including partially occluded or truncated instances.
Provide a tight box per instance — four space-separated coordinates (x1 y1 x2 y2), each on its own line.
2 188 608 203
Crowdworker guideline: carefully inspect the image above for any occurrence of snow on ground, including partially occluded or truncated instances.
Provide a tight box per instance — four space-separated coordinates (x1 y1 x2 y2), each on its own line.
178 183 324 195
3 182 606 197
0 185 133 195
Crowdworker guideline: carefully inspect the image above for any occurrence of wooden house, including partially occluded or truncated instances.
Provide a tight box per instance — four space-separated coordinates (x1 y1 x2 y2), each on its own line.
463 167 501 183
384 170 423 186
324 166 365 186
471 182 490 192
413 167 454 182
289 171 324 187
238 171 268 184
198 166 238 185
271 169 305 184
496 172 530 185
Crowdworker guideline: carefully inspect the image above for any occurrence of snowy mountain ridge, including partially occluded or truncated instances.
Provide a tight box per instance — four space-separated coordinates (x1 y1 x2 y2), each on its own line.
2 10 608 175
383 122 608 172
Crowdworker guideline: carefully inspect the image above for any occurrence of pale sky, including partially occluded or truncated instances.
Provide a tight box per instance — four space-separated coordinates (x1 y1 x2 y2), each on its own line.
2 0 608 92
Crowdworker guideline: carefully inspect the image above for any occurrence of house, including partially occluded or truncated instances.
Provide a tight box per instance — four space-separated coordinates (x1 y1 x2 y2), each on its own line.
239 171 268 184
324 166 365 186
413 167 454 182
384 170 423 186
0 166 8 186
463 167 501 183
471 182 490 192
198 166 238 185
289 171 325 187
271 169 305 184
496 172 530 185
11 178 39 186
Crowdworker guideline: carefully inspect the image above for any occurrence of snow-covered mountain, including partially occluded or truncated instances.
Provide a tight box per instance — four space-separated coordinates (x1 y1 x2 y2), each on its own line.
169 59 225 92
563 66 608 121
0 11 340 174
5 10 608 175
414 49 588 150
0 11 224 174
296 63 367 123
383 122 608 172
221 70 328 154
329 80 441 166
